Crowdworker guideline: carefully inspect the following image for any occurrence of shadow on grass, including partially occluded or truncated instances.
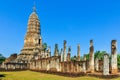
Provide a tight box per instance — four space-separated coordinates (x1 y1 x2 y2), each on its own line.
87 74 120 79
0 74 6 77
31 70 120 79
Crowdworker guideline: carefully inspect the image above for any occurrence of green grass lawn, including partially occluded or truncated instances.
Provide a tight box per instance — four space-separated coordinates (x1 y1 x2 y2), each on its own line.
0 70 120 80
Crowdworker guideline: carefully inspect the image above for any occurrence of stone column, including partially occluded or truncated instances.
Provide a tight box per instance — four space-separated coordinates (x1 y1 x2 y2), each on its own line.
63 40 67 61
54 44 59 56
56 59 60 71
111 40 118 74
1 61 5 68
95 58 99 71
46 60 49 71
82 62 86 73
67 46 71 61
60 49 63 62
48 46 51 57
77 44 80 61
103 54 109 75
89 40 94 73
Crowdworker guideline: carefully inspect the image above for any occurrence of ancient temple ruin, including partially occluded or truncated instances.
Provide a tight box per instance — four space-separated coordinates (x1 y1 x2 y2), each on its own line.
0 4 119 76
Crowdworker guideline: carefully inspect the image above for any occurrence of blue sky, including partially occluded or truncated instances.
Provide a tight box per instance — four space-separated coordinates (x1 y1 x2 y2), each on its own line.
0 0 120 57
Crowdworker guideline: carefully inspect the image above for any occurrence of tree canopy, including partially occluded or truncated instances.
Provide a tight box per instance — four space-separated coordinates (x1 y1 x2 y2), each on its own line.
0 53 6 63
117 54 120 68
42 43 47 51
85 51 106 60
94 51 106 60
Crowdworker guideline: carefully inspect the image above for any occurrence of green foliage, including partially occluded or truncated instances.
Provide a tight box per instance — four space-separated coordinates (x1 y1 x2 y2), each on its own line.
0 53 6 63
80 56 83 61
85 54 89 60
42 43 47 51
117 54 120 69
71 57 74 61
94 51 106 60
71 56 77 61
84 51 106 61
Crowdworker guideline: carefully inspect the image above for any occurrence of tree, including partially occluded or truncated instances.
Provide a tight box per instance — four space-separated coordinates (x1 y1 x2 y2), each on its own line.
42 43 47 51
71 56 77 61
84 51 106 61
117 54 120 69
85 54 89 60
0 53 6 63
94 51 106 60
80 56 83 61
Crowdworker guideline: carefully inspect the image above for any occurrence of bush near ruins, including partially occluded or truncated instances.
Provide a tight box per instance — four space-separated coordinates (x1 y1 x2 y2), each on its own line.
0 54 6 63
42 43 47 51
85 51 106 60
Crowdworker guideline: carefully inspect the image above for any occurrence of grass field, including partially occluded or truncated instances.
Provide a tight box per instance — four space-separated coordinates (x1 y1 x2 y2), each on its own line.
0 70 120 80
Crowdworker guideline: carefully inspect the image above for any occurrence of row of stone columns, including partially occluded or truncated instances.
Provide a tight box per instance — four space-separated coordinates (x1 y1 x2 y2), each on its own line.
91 40 118 75
54 40 81 62
53 39 118 75
103 40 118 75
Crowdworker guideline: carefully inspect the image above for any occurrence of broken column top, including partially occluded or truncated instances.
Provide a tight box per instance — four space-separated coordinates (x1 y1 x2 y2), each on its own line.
54 44 59 56
111 40 117 55
64 40 67 45
90 40 93 46
48 46 51 52
90 40 94 52
77 44 80 55
68 46 71 53
112 40 117 42
60 48 63 53
55 44 58 48
112 40 117 44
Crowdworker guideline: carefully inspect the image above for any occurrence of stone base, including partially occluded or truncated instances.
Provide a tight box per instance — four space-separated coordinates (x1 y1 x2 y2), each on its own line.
111 69 118 74
87 69 94 73
91 69 94 73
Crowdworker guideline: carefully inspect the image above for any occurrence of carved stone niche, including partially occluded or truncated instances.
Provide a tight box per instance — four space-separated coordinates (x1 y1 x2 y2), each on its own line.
111 40 117 55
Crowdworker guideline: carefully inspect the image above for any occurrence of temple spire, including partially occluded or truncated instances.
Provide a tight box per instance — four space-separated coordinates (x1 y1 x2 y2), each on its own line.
33 0 36 12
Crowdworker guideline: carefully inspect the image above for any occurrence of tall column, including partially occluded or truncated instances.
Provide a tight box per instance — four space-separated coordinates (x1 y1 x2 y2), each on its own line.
103 54 109 75
82 62 86 73
77 44 80 61
60 49 63 62
48 46 51 57
67 46 71 61
95 58 99 71
54 44 59 56
89 40 94 73
111 40 118 74
63 40 67 61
